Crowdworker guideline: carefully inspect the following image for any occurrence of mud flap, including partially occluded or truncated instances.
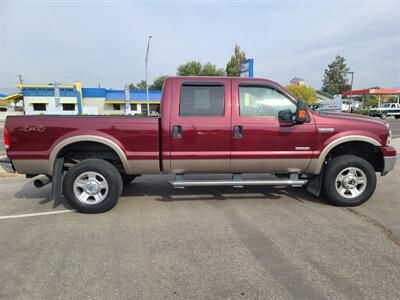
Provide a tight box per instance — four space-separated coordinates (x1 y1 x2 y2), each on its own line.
306 171 323 197
51 157 64 201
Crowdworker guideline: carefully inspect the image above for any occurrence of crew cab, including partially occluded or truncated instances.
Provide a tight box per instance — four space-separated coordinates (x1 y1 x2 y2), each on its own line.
1 77 397 213
369 103 400 119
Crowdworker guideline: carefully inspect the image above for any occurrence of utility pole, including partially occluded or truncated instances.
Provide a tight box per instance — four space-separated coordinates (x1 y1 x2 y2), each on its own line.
347 71 354 110
145 35 152 116
17 74 25 114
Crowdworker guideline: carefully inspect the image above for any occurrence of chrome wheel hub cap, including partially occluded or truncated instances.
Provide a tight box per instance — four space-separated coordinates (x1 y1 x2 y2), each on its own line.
84 180 100 195
335 167 367 199
73 171 109 205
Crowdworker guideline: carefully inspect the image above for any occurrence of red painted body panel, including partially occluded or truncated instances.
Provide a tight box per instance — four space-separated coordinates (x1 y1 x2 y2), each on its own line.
312 112 390 158
4 76 395 176
6 116 159 160
168 77 232 171
230 78 316 161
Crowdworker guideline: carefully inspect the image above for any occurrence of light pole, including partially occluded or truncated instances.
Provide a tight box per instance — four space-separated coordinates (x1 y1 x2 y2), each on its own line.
145 35 152 116
347 71 354 110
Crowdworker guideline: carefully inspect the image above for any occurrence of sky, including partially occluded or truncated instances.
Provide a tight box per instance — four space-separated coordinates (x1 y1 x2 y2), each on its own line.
0 0 399 94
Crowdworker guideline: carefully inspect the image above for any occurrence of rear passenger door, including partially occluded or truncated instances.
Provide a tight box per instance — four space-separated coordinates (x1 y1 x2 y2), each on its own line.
169 78 231 173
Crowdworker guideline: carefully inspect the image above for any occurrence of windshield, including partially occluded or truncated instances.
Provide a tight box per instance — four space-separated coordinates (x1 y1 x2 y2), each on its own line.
381 103 391 108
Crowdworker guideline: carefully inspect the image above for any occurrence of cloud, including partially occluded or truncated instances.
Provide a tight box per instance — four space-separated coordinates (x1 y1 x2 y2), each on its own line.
0 0 399 93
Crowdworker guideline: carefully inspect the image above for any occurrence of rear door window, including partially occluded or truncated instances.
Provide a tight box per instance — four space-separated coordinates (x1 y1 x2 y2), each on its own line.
179 84 224 117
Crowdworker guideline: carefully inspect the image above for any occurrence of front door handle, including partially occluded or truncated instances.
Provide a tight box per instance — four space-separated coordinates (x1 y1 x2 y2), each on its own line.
233 125 243 138
173 125 182 138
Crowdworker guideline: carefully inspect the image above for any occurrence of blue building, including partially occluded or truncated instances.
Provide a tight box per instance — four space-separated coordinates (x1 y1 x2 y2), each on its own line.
17 82 161 116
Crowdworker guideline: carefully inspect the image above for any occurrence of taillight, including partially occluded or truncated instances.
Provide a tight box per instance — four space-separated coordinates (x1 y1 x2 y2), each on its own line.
4 127 10 150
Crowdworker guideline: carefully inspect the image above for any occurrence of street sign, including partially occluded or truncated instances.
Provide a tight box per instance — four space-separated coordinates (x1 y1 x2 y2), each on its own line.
320 94 342 113
124 84 131 115
54 82 60 108
240 59 254 78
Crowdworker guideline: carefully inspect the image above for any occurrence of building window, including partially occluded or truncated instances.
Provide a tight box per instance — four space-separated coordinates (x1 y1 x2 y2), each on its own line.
62 104 75 111
179 84 224 117
131 104 138 110
33 103 47 111
149 104 160 115
113 104 121 110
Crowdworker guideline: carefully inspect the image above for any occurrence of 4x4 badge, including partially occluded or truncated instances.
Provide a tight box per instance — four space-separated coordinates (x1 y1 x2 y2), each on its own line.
19 125 46 132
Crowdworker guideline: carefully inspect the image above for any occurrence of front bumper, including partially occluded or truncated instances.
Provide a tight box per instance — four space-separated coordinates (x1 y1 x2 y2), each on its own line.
382 156 397 176
0 157 15 173
368 111 381 117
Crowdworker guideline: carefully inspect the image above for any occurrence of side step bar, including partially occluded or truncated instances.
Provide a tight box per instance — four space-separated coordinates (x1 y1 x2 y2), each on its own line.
169 174 308 188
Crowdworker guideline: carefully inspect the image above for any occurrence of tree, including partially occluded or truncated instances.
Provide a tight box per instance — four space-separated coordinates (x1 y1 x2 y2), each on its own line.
363 95 379 108
387 96 399 103
177 61 225 76
226 44 247 77
129 80 148 90
286 85 317 105
129 76 168 91
321 55 351 95
200 63 225 76
150 75 168 90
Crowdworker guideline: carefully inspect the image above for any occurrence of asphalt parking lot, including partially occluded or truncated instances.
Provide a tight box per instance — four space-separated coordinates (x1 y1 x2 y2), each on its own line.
0 140 400 299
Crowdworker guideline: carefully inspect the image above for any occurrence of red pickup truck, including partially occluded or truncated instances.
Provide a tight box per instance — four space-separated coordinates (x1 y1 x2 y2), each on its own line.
1 77 397 213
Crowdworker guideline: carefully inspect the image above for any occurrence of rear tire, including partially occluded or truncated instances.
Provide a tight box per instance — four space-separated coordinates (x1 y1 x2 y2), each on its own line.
323 155 376 207
63 159 123 213
395 115 400 119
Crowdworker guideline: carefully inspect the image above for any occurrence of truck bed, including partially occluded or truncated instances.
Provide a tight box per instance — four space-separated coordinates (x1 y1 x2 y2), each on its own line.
5 115 160 175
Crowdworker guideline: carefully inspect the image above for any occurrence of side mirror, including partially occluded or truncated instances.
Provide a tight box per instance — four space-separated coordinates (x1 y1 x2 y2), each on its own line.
278 109 294 125
295 100 308 124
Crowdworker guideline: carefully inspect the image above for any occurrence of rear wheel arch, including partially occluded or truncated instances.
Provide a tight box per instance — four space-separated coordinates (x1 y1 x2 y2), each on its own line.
49 135 130 175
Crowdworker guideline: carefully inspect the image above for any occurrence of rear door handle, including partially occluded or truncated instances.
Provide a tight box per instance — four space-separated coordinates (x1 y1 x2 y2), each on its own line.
173 125 182 138
233 125 243 138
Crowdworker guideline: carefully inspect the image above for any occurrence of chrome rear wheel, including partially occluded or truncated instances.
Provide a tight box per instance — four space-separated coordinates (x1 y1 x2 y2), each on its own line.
73 171 109 205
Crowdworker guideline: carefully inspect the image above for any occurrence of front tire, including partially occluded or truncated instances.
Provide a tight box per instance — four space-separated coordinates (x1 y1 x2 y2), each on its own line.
63 159 123 213
323 155 376 206
380 112 387 119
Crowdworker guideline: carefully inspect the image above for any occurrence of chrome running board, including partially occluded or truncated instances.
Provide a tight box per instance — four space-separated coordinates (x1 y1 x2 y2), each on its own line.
169 173 307 189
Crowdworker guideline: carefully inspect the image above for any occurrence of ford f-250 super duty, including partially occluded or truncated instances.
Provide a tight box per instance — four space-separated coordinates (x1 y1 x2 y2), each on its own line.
1 77 397 213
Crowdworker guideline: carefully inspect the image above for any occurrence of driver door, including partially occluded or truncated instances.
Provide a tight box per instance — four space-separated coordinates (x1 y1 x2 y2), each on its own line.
230 79 316 173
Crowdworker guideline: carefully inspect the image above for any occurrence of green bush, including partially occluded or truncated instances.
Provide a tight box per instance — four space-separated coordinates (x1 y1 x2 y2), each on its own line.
351 109 368 115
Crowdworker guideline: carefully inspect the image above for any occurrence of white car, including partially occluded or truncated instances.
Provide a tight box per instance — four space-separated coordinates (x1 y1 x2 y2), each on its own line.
369 103 400 119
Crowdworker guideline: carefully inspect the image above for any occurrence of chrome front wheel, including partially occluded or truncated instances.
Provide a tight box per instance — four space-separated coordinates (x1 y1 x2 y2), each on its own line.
335 167 367 199
323 155 376 207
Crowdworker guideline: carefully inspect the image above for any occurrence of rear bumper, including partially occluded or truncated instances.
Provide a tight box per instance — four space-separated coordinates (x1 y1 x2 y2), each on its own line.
382 156 397 176
0 157 15 173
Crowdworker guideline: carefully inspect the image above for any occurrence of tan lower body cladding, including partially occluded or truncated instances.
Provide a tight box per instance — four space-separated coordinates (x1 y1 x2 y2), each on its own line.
12 160 50 175
166 158 311 174
11 158 315 176
11 159 161 175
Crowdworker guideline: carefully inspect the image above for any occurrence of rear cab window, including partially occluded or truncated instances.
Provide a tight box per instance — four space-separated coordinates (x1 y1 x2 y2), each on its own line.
179 84 224 117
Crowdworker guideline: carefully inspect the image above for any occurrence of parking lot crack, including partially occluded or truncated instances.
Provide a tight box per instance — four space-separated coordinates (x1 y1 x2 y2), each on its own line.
346 208 400 249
